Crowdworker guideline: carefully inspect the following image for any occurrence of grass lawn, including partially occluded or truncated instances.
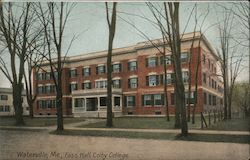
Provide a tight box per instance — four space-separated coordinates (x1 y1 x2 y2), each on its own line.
0 116 85 127
79 116 207 129
79 116 249 131
207 117 250 131
51 129 250 144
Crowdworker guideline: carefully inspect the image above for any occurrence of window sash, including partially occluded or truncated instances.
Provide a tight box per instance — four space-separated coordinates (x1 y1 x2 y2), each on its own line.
128 61 137 71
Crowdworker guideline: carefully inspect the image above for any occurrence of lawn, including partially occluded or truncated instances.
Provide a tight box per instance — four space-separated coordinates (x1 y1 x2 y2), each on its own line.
79 116 206 129
51 129 250 144
0 116 85 127
79 116 250 131
207 117 250 131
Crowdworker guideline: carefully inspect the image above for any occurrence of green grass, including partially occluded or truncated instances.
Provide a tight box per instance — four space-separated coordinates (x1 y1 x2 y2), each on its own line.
0 116 85 127
51 129 250 144
79 116 250 131
79 116 205 129
207 117 250 131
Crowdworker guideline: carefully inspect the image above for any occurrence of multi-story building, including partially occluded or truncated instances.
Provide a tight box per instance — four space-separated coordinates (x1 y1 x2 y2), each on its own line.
0 88 29 116
33 32 223 117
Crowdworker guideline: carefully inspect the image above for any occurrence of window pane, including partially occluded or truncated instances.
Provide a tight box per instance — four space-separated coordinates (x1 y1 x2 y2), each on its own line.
129 61 137 71
148 57 157 67
181 53 188 62
144 95 152 106
129 78 137 88
149 75 157 86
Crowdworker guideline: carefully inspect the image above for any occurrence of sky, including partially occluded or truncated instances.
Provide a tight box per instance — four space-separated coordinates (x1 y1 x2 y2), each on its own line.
0 1 249 88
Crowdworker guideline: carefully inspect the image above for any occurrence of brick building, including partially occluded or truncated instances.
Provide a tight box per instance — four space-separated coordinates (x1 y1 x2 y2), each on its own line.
33 32 223 117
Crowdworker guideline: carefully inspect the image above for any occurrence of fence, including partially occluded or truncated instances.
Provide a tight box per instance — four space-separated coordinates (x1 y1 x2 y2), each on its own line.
200 110 224 129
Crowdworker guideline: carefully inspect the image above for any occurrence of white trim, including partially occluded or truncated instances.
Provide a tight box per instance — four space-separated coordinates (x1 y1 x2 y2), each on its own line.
113 77 121 80
112 61 120 64
148 72 157 75
129 75 138 78
83 80 91 83
97 64 105 66
70 81 77 84
70 68 76 70
147 55 156 58
95 78 107 81
83 66 90 68
128 59 137 62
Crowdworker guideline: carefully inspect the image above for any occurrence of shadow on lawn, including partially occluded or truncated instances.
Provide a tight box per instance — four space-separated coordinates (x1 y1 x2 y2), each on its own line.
51 129 250 144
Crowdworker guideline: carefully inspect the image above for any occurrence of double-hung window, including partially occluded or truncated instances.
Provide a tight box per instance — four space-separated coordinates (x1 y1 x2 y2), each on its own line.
112 63 121 73
128 61 137 71
83 67 91 76
128 77 138 88
96 65 106 74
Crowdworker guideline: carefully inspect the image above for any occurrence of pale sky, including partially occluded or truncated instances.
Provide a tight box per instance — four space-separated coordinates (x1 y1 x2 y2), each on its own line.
0 1 249 88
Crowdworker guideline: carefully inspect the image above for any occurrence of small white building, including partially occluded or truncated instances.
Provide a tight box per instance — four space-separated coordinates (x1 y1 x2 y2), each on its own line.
0 88 29 116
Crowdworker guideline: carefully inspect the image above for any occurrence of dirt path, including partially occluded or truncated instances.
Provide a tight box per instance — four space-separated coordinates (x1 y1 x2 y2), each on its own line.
0 129 249 160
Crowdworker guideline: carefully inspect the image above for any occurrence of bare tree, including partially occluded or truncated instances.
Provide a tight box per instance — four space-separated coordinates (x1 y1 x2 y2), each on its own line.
105 2 117 127
36 2 75 131
0 2 41 125
24 42 45 118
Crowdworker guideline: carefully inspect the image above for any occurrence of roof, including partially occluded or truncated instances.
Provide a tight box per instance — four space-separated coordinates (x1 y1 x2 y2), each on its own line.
0 87 26 95
39 31 219 65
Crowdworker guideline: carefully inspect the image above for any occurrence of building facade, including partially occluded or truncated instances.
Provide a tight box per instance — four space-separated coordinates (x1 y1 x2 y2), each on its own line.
33 32 223 117
0 88 29 116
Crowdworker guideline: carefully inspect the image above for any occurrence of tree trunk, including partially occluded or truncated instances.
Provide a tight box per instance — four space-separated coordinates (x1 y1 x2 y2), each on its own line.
13 83 25 126
105 2 117 127
163 55 170 121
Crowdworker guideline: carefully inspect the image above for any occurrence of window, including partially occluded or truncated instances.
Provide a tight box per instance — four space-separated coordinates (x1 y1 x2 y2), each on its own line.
82 82 91 89
126 96 135 107
112 79 121 88
160 55 172 65
213 95 216 106
69 69 77 78
37 73 43 80
0 95 8 100
69 83 77 92
0 106 10 112
38 100 56 109
166 73 173 84
146 75 158 86
142 94 164 106
114 97 120 106
75 98 85 108
208 94 212 105
203 55 206 64
45 85 55 93
100 97 107 106
154 94 163 106
112 63 122 73
95 80 107 88
128 61 137 71
143 95 152 106
204 92 207 105
181 52 188 62
45 72 51 80
185 91 196 104
208 59 210 69
146 57 158 67
96 65 106 74
182 71 189 83
128 77 138 88
37 86 46 94
203 73 207 84
83 67 91 76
